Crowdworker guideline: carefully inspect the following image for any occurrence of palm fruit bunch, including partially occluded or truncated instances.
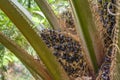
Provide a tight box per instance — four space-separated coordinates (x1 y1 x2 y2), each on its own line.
98 0 116 48
40 29 91 79
59 8 77 35
39 0 119 79
97 0 118 80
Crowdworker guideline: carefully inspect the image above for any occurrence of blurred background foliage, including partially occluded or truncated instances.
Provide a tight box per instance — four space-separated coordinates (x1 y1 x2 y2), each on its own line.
0 0 69 80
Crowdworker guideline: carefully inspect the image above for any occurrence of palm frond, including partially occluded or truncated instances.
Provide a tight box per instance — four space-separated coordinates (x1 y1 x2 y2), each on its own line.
0 0 69 80
69 0 101 73
0 32 51 80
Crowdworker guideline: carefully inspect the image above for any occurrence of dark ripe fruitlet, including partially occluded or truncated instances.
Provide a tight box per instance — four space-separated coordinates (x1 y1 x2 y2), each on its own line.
103 36 113 48
98 0 102 4
40 29 89 78
103 2 108 9
104 56 111 63
107 46 113 57
107 27 113 36
101 72 110 80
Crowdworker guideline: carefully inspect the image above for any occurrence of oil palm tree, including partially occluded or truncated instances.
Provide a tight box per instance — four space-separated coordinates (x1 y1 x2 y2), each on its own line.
0 0 120 80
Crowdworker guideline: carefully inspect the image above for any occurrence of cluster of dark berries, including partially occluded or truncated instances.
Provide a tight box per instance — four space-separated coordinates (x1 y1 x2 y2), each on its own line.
60 9 77 35
40 29 89 78
61 10 75 28
98 46 114 80
97 0 117 80
98 0 116 48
